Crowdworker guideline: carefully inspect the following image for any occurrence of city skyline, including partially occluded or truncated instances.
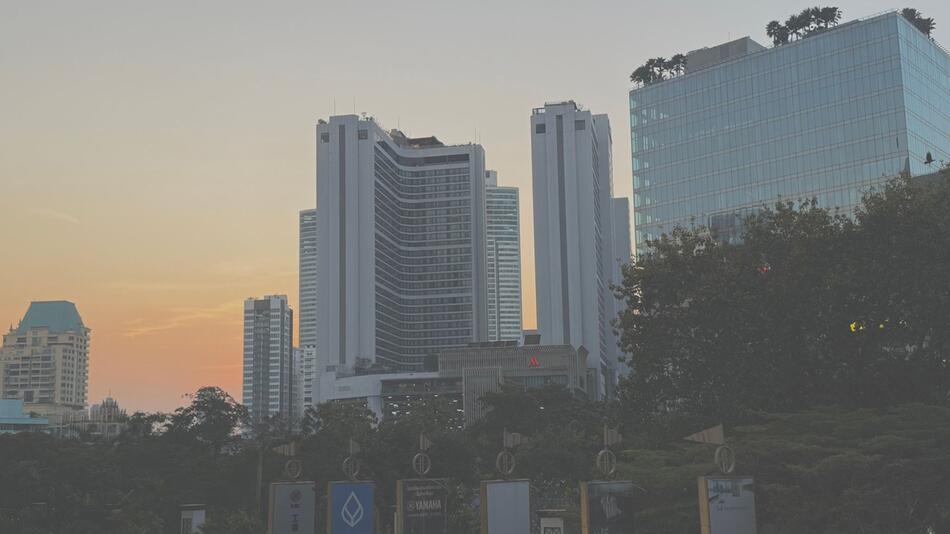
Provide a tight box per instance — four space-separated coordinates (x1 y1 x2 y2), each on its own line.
2 1 947 412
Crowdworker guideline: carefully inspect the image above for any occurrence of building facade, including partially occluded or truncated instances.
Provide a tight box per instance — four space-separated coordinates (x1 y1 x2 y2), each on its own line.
298 208 318 412
242 295 294 426
299 209 318 348
440 342 587 426
484 170 523 342
317 341 587 427
299 345 319 408
530 101 626 399
0 301 90 418
316 115 488 374
0 399 48 434
630 11 950 254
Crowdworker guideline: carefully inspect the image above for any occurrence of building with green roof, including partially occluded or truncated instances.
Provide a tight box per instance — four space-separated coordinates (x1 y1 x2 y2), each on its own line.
1 301 90 418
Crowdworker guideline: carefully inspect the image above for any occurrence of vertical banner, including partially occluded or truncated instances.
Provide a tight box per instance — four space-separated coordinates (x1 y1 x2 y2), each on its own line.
580 481 636 534
268 482 316 534
396 478 449 534
697 476 757 534
328 481 375 534
479 480 530 534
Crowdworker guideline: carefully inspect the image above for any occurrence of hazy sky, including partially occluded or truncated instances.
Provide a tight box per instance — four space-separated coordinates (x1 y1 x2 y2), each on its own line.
2 1 947 412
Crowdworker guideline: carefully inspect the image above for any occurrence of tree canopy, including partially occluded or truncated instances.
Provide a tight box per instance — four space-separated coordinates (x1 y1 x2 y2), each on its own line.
615 168 950 437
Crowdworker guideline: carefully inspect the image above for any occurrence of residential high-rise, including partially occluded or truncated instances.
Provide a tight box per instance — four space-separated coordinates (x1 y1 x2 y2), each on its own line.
298 209 318 348
292 347 304 424
0 301 90 419
316 115 488 373
530 101 627 399
242 296 294 426
298 208 318 410
299 345 319 407
485 170 523 342
629 11 950 254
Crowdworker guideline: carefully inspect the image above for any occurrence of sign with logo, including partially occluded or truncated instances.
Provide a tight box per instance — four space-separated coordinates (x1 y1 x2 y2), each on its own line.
396 479 448 534
479 480 530 534
328 481 374 534
698 476 756 534
268 482 316 534
528 356 540 368
580 481 636 534
540 517 564 534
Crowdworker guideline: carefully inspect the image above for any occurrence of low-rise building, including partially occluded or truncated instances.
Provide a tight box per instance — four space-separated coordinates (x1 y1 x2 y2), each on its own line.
0 399 49 434
318 341 587 426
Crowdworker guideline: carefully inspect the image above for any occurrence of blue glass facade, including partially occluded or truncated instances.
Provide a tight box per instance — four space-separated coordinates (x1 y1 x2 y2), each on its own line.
630 12 950 253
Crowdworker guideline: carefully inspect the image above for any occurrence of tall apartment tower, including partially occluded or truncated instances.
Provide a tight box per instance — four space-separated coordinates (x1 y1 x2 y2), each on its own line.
485 170 523 342
298 209 318 348
530 101 627 399
298 209 318 408
316 115 488 373
242 295 294 426
629 11 950 254
0 301 90 419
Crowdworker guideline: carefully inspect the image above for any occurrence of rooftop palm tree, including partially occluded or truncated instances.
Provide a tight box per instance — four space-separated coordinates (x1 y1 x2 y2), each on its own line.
665 54 687 77
817 7 842 28
647 57 667 81
630 65 653 85
766 20 791 45
785 12 808 40
902 8 936 37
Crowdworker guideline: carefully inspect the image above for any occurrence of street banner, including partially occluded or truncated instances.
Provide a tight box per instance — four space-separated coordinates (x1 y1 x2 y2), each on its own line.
580 481 636 534
698 476 757 534
268 481 316 534
396 478 449 534
479 480 530 534
328 481 375 534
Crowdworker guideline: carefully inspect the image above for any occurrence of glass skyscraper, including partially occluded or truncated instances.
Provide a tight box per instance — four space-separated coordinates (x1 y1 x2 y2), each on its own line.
485 170 523 342
630 11 950 254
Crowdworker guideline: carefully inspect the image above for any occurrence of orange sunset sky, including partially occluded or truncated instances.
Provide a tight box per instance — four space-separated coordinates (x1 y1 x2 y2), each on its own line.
3 0 945 412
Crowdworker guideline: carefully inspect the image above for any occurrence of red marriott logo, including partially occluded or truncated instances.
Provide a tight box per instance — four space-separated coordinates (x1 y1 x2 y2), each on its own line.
528 356 540 368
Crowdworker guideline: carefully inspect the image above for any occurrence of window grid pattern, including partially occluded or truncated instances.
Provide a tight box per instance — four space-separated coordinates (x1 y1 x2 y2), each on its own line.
486 185 522 342
630 13 950 253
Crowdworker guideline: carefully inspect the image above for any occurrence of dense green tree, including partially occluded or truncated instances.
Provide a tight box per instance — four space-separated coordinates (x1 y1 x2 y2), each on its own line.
620 405 950 534
615 169 950 437
3 389 950 532
165 386 248 457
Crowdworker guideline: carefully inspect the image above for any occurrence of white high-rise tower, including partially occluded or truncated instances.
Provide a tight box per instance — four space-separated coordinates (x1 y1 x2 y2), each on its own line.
316 115 488 374
530 101 628 399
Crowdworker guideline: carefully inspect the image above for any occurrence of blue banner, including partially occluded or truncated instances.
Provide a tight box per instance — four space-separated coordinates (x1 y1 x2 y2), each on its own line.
329 482 375 534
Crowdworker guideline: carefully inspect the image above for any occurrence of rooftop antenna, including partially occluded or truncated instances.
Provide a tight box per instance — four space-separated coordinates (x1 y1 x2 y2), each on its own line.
353 97 356 114
333 97 337 114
